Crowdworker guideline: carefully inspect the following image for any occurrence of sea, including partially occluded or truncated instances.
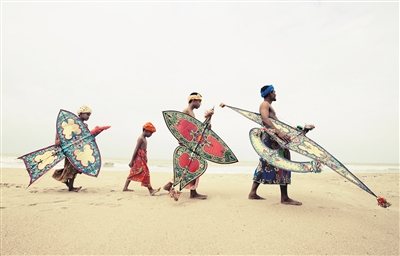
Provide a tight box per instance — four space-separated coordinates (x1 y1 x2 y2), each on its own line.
1 155 399 175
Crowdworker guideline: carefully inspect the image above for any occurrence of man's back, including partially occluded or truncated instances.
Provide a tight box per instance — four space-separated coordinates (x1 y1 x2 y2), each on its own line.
183 107 195 118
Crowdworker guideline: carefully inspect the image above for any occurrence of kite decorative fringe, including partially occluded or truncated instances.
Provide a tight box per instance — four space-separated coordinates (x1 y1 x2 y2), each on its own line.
169 188 181 201
377 197 391 208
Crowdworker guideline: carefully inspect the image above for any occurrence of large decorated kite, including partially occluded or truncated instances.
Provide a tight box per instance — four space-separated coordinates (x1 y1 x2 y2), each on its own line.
18 109 110 186
162 110 238 200
220 103 390 208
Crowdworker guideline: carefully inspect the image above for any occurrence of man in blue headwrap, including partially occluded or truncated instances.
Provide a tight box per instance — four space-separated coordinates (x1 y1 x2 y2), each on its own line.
248 85 302 205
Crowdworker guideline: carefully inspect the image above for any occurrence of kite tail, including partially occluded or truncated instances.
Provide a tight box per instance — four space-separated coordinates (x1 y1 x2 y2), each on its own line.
377 197 391 208
168 187 181 201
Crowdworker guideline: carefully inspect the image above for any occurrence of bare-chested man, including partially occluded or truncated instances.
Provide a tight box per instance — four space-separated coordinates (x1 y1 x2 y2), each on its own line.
163 92 213 199
123 122 160 195
248 85 302 205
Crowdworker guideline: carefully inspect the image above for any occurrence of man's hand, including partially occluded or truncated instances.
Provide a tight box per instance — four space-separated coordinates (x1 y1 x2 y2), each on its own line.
276 130 291 143
204 109 214 118
303 124 315 135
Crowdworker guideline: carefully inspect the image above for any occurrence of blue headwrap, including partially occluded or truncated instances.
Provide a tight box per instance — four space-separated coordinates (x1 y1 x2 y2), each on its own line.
261 85 274 98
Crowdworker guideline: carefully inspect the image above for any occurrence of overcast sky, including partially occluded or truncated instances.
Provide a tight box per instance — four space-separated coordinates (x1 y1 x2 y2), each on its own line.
2 1 399 164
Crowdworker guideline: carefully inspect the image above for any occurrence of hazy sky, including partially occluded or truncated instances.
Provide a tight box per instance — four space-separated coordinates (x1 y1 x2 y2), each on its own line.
2 1 399 164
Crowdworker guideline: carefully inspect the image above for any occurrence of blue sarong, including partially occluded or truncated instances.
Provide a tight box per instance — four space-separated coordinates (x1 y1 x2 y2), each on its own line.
253 132 291 185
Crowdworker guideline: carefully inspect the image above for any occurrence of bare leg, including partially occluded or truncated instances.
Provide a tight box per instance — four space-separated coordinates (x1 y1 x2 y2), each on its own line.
163 181 173 191
190 189 207 199
68 177 82 192
64 179 70 188
148 187 161 196
123 180 134 192
248 181 265 200
280 185 302 205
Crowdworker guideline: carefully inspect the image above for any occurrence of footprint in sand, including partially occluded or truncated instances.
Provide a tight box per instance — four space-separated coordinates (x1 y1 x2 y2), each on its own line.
53 200 67 203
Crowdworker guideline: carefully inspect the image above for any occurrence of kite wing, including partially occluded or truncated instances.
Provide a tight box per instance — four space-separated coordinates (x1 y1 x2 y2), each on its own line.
222 104 390 207
18 109 110 186
18 145 65 186
162 110 238 164
264 119 377 197
250 128 321 173
172 146 208 191
56 109 103 177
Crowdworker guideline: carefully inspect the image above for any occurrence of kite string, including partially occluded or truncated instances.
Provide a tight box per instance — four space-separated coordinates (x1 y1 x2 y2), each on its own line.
277 116 299 128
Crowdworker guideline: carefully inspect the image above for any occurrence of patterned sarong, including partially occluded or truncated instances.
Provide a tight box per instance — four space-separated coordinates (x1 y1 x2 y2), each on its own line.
52 158 82 183
127 149 151 188
253 132 291 185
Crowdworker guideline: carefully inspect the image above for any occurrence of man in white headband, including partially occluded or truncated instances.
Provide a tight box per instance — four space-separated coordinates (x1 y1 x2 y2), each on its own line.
77 105 92 116
52 105 92 192
163 92 213 199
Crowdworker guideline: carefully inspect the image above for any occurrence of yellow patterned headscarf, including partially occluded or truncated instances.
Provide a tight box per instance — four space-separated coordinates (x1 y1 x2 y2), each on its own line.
187 93 202 103
77 105 92 115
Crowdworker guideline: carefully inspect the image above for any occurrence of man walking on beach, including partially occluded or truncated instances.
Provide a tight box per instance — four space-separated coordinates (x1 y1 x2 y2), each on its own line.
248 85 302 205
52 105 92 192
163 92 213 199
123 122 160 195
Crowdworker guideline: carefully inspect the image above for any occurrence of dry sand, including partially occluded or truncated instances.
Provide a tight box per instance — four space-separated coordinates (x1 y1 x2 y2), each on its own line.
1 168 399 255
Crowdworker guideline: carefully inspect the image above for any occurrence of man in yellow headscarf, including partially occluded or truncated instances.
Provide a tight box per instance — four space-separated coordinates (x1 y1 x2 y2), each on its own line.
52 105 92 192
163 92 213 200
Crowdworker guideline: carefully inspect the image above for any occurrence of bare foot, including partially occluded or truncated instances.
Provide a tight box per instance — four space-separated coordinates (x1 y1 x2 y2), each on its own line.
281 198 302 205
190 191 207 199
69 186 82 192
123 188 134 192
248 193 265 200
163 182 172 191
150 187 161 196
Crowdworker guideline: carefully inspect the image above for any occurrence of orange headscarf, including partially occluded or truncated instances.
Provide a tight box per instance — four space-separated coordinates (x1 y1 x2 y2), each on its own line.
143 122 156 133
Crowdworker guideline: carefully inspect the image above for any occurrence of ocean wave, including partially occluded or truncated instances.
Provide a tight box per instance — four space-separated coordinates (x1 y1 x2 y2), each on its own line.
2 155 398 174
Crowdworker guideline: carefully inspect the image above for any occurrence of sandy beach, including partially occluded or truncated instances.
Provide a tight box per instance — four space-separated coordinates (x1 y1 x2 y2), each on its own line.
1 168 399 255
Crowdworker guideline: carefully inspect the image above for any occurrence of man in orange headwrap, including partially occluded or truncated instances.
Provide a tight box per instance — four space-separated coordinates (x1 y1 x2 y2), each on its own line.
123 122 160 195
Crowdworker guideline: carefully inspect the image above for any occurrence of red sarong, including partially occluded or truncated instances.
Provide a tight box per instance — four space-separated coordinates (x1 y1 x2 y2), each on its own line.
127 149 151 188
